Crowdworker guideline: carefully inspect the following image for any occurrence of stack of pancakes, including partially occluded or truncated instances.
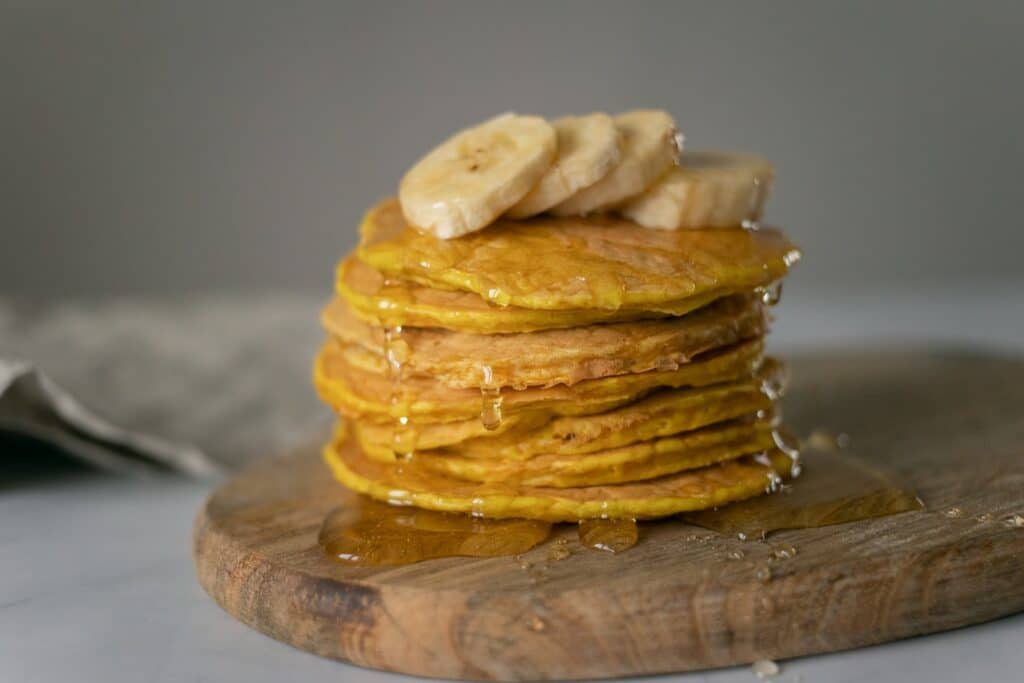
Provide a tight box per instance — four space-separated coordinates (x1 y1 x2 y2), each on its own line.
315 198 801 522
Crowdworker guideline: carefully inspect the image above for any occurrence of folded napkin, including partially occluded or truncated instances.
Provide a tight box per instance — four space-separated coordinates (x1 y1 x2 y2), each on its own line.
0 294 332 478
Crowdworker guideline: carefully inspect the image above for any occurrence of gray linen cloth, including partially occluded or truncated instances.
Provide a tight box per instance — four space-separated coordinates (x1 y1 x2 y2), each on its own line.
0 294 333 477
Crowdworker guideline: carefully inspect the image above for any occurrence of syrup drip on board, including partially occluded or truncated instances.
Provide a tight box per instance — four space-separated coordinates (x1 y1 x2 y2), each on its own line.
578 518 639 553
319 497 551 566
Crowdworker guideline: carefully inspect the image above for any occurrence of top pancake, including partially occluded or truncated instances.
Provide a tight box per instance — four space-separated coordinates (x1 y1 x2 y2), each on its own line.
357 197 800 312
338 256 729 334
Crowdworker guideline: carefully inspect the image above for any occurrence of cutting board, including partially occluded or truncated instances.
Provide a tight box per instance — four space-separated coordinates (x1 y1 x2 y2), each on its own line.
193 348 1024 680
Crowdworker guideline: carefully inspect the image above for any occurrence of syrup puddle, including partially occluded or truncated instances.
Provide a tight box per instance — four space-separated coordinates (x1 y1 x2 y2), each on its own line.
319 498 551 566
578 518 639 553
682 448 923 539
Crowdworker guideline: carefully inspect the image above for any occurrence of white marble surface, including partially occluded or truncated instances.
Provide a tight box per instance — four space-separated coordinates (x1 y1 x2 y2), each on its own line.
3 285 1024 683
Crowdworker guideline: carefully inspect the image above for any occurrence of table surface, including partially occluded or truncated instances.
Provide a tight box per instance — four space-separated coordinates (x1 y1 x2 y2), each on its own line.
4 284 1024 683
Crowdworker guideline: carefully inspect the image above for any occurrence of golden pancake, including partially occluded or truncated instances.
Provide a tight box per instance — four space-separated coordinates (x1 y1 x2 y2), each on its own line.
357 197 800 311
324 425 797 521
404 418 775 488
452 377 775 460
352 372 776 462
337 257 730 334
322 294 766 390
314 338 765 424
353 410 553 458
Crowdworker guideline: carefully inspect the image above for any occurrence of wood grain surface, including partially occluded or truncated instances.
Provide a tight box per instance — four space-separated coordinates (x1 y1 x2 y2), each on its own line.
193 348 1024 680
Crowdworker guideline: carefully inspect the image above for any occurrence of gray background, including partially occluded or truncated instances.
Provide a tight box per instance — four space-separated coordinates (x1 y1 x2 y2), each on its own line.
3 1 1023 300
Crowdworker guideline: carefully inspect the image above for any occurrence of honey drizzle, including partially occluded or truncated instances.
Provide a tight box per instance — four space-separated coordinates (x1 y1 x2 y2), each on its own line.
480 365 504 431
383 325 415 457
752 450 785 493
772 426 803 478
756 281 783 306
759 360 786 401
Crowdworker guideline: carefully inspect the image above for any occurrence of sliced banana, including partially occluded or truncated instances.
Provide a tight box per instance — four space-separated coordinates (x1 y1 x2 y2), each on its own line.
550 109 679 216
619 150 774 230
398 113 556 239
505 113 621 219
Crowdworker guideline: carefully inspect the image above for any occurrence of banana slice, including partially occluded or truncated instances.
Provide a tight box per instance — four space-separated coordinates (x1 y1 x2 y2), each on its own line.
505 113 621 219
398 113 557 239
620 150 774 230
550 109 679 216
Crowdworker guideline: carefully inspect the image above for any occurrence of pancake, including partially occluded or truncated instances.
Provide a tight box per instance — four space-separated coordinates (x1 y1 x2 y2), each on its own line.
314 338 766 424
324 425 797 522
357 197 800 311
403 418 775 488
316 124 803 527
322 293 766 390
337 257 730 334
353 410 553 457
452 377 775 460
353 372 776 462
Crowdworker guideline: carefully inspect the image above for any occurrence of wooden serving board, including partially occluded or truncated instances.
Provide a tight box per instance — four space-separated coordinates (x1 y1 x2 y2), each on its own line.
193 348 1024 680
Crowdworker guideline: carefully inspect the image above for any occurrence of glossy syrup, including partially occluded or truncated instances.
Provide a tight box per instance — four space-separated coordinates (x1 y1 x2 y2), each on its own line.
319 497 551 566
480 365 504 431
758 357 786 401
383 326 416 456
578 518 639 553
682 441 923 539
756 281 783 306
